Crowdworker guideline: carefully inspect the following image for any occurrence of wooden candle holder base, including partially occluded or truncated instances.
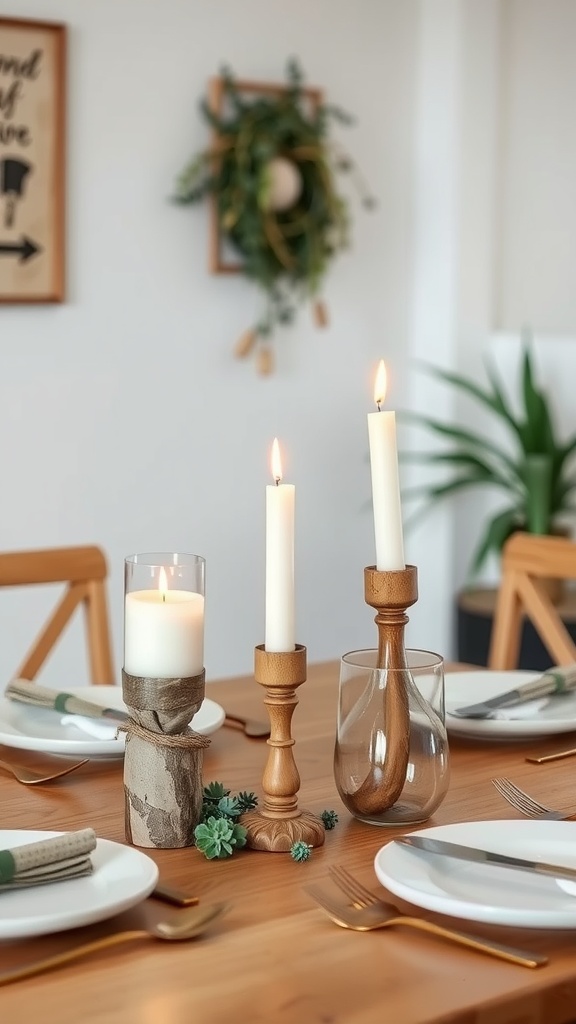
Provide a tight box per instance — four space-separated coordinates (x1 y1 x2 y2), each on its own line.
348 566 419 818
242 644 325 852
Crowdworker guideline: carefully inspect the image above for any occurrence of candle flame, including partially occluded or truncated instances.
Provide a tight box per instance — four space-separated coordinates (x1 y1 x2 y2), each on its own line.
271 437 283 485
159 567 168 603
374 359 387 410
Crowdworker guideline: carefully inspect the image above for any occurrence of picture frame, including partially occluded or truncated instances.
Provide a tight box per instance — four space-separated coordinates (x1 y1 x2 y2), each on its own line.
206 76 323 274
0 16 66 303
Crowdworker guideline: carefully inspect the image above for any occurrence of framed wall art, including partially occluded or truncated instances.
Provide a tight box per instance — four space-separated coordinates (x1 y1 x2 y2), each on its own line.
0 17 66 303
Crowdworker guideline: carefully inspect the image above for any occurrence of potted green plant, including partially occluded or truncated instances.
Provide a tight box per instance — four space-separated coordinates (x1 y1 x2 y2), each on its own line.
401 343 576 577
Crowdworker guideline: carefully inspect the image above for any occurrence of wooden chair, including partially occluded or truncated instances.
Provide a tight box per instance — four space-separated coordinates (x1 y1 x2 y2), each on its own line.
488 532 576 669
0 545 114 684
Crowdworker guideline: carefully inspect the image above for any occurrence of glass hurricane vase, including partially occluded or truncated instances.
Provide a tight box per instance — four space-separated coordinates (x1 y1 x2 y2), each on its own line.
334 649 450 826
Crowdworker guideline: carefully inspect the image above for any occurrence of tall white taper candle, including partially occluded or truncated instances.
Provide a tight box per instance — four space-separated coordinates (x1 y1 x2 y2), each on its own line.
367 360 405 570
265 438 295 651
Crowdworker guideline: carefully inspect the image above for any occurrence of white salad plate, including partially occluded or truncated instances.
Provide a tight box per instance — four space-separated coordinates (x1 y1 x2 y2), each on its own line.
0 829 158 939
0 685 225 757
445 670 576 739
375 819 576 929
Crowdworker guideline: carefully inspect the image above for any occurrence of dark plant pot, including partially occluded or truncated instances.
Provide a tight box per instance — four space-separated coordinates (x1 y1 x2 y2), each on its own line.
456 586 576 670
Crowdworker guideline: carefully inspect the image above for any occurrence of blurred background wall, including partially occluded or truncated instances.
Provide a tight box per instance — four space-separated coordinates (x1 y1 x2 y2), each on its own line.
1 0 575 685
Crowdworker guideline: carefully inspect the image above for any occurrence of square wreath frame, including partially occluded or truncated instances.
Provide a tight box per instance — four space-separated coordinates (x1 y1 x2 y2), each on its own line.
206 76 323 275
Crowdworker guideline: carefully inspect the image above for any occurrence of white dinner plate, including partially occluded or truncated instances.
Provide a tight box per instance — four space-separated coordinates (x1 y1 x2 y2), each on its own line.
375 819 576 929
445 670 576 739
0 685 225 757
0 829 158 939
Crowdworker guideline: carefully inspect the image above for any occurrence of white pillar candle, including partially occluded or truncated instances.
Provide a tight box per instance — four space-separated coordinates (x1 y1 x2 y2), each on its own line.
367 359 405 570
124 568 204 677
265 438 295 652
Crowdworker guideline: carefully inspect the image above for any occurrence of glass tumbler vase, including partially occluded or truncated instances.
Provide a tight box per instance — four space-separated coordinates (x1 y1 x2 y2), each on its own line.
334 649 449 826
124 552 205 680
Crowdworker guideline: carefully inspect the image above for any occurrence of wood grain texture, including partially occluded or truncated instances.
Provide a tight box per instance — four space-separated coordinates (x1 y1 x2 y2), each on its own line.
0 545 114 685
489 533 576 668
1 661 576 1023
353 566 418 815
244 645 324 850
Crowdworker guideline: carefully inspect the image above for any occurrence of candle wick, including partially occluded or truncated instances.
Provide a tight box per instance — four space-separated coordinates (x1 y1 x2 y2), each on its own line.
376 400 381 412
274 477 280 487
162 593 166 603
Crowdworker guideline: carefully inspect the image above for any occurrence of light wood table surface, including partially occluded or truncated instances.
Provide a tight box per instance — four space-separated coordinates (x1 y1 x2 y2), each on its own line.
1 661 576 1024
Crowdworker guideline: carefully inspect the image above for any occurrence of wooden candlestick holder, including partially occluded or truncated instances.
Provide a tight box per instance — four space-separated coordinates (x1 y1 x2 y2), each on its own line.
349 565 418 818
364 564 418 668
241 644 325 852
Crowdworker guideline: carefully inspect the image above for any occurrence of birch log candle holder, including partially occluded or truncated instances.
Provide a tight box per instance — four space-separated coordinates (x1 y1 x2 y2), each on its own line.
121 670 210 848
241 644 325 852
122 553 208 849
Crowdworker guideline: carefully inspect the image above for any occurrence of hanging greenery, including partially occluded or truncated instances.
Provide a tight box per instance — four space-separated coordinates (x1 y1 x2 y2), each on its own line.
173 60 375 373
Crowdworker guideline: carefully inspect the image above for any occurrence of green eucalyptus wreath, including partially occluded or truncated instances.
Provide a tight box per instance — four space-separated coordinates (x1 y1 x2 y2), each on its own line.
174 60 374 371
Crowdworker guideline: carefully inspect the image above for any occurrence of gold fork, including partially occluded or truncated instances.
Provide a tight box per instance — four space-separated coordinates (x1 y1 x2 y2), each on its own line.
0 756 89 785
491 777 576 820
304 865 546 968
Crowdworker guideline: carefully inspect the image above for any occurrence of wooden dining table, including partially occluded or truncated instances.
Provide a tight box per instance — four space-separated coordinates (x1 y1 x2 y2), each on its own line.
1 660 576 1024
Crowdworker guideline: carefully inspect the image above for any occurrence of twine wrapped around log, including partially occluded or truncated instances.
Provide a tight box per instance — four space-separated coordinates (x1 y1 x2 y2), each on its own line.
121 669 210 849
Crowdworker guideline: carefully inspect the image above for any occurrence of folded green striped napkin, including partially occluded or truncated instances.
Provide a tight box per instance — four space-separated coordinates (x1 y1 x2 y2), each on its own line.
0 829 97 892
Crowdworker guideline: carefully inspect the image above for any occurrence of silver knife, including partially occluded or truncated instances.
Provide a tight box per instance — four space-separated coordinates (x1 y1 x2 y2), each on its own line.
396 834 576 882
4 680 130 723
449 665 576 719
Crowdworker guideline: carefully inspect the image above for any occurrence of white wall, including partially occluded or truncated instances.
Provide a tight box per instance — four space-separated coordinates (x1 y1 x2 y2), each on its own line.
0 0 420 684
4 0 576 688
497 0 576 333
401 0 576 644
449 0 576 595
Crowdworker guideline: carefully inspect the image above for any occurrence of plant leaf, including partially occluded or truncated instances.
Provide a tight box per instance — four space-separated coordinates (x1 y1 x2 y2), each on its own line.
469 506 523 576
413 360 522 441
399 412 517 474
400 450 516 489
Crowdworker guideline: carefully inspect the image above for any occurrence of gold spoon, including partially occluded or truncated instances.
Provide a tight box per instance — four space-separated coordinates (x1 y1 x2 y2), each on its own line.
0 757 89 785
223 713 270 738
0 902 230 986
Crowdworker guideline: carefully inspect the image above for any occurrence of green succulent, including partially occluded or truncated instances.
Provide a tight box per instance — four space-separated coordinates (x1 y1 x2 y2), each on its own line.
290 841 313 863
236 790 259 812
194 816 247 860
401 341 576 575
202 782 230 802
320 809 339 830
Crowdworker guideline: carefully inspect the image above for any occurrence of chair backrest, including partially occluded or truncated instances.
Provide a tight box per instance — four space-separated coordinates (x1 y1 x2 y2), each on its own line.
488 532 576 669
0 545 114 684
